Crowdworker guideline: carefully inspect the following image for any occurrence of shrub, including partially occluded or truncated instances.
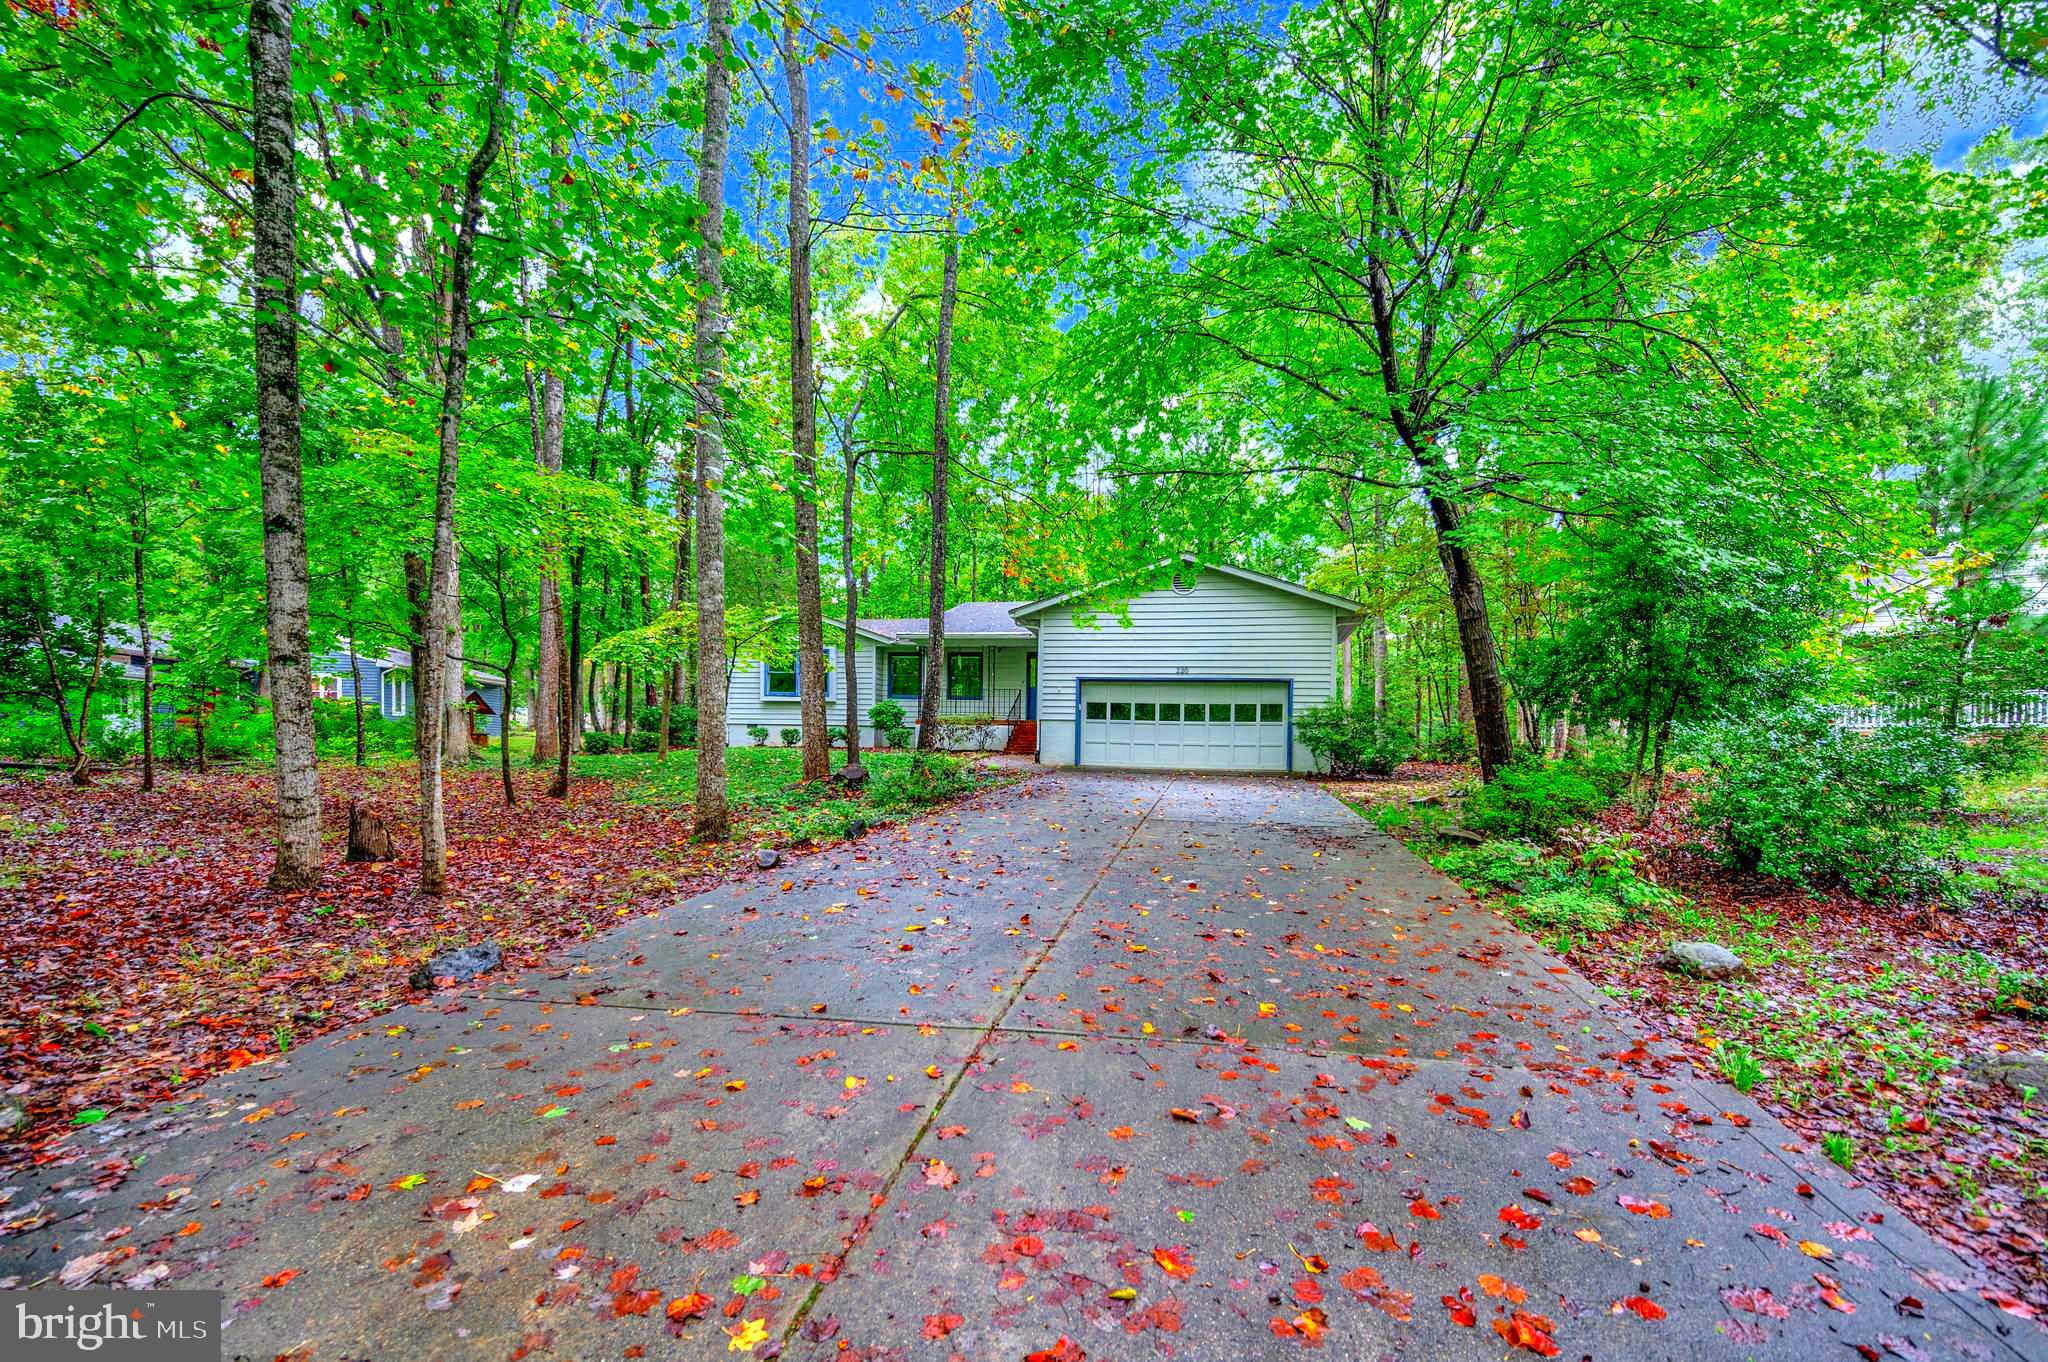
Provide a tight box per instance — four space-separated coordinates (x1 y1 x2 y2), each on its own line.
1509 886 1625 933
1460 761 1609 841
827 725 849 748
1694 708 1963 900
869 753 978 812
1419 724 1474 763
629 730 660 753
779 726 802 748
633 704 664 735
161 704 273 762
583 731 617 755
1965 727 2044 779
746 724 770 747
1294 702 1413 777
869 699 912 749
1430 840 1557 894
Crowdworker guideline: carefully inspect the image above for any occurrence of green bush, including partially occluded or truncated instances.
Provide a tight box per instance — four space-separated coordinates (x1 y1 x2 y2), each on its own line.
583 731 617 755
1419 724 1474 763
629 730 660 753
746 724 770 747
868 699 912 749
1294 702 1413 777
1965 728 2044 779
1695 709 1963 900
870 753 978 811
1460 761 1609 841
1509 886 1625 933
780 726 802 747
1430 840 1560 894
827 725 849 748
161 704 273 762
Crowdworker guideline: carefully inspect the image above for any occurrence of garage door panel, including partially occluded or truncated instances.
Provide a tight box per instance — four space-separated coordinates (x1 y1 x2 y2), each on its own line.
1078 681 1288 772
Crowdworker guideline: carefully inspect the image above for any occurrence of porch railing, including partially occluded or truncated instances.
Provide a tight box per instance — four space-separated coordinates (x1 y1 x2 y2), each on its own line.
1830 692 2048 732
910 688 1027 723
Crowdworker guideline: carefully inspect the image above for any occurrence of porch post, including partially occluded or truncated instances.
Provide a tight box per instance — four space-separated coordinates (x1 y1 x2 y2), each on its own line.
1341 634 1354 708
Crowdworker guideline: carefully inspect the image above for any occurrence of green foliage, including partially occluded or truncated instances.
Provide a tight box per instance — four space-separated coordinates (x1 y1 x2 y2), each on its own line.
1508 886 1625 934
827 726 849 748
1964 729 2045 780
869 754 981 813
746 725 770 747
1429 840 1559 894
779 727 802 747
1418 726 1474 764
1695 709 1965 900
1460 762 1610 842
1293 702 1412 776
583 731 618 755
868 699 912 749
1823 1131 1857 1171
161 707 272 763
1992 970 2048 1016
1718 1044 1766 1094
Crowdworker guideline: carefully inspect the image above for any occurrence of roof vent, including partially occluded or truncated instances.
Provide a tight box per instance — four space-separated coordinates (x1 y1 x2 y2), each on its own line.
1170 572 1195 595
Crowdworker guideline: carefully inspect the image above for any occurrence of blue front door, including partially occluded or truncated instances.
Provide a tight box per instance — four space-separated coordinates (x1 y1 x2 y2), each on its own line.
1026 653 1037 719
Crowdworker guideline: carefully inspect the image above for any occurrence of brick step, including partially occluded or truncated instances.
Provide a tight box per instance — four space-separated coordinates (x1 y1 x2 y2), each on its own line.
1002 721 1038 757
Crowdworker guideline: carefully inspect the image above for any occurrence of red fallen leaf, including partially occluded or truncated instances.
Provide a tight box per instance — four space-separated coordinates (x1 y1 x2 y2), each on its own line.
924 1159 959 1189
1153 1245 1196 1280
1612 1295 1666 1321
1491 1309 1561 1357
1498 1205 1541 1231
1980 1289 2037 1320
1013 1234 1043 1256
1407 1198 1441 1220
1024 1337 1089 1362
1169 1108 1201 1122
1723 1286 1790 1320
1561 1176 1596 1196
261 1269 299 1289
1442 1289 1477 1327
612 1289 661 1317
1617 1194 1669 1218
922 1313 964 1339
1293 1277 1323 1305
1546 1151 1572 1170
1355 1222 1399 1251
667 1293 712 1322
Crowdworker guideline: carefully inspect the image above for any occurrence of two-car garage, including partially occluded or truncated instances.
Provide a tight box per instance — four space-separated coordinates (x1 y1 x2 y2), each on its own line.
1076 680 1291 772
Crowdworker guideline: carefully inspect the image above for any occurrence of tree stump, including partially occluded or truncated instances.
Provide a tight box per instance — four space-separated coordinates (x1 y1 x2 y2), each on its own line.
347 799 395 862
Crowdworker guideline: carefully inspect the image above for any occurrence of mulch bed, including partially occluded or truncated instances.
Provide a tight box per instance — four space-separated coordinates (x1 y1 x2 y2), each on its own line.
1567 781 2048 1324
0 764 753 1169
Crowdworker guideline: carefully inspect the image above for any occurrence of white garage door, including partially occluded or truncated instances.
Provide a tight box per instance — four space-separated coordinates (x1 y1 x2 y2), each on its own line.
1078 681 1290 771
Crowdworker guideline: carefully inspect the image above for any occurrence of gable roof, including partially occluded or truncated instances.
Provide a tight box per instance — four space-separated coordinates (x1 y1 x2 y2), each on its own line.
1009 554 1363 620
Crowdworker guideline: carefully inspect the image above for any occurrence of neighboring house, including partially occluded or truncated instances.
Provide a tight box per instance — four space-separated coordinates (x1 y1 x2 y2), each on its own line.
96 633 507 743
727 556 1362 773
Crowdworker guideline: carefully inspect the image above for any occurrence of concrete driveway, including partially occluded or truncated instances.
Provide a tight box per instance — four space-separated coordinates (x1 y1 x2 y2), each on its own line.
1 771 2030 1360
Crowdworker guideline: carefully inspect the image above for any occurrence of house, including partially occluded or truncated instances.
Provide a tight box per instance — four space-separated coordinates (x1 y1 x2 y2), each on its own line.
725 556 1363 773
98 632 506 743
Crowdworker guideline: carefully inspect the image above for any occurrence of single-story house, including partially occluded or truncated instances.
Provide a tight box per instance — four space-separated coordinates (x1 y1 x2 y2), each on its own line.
98 632 506 742
725 556 1362 773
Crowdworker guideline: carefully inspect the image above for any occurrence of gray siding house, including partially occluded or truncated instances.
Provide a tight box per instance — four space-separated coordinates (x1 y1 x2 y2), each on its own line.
726 557 1362 773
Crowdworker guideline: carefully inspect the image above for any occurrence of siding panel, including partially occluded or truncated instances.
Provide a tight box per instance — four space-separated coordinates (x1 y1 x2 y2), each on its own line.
1033 569 1340 772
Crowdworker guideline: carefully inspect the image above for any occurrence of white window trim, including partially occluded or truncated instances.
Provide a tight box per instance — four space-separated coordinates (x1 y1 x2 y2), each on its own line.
760 647 835 700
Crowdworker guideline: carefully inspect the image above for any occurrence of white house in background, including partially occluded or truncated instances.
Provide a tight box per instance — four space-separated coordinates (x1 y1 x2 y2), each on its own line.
724 556 1363 773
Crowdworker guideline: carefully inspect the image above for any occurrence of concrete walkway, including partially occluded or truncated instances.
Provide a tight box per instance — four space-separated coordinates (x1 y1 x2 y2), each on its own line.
1 772 2032 1360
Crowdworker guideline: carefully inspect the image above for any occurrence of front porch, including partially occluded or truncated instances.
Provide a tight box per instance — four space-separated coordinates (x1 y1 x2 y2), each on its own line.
873 641 1037 752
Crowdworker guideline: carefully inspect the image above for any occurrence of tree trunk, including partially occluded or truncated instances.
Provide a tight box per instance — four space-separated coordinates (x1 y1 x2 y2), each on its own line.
841 443 866 776
404 551 430 754
785 17 829 782
250 0 320 887
533 365 565 763
499 642 518 806
1422 490 1512 779
418 0 521 894
917 227 961 750
445 548 470 764
348 643 366 766
690 0 735 840
130 506 156 792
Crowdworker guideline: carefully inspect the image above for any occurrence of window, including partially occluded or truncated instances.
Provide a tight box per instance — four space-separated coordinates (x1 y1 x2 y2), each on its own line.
887 652 922 698
764 658 798 696
312 673 341 701
1159 702 1181 722
1134 701 1156 721
1260 702 1283 722
1234 703 1257 723
382 671 411 717
946 652 984 700
1109 701 1131 721
1182 703 1205 722
1085 700 1107 720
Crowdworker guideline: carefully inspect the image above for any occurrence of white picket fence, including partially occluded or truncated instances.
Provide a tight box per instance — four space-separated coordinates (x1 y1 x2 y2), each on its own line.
1830 692 2048 732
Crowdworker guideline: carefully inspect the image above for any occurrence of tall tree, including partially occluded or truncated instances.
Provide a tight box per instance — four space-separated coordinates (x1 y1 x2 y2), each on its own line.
917 11 973 750
249 0 320 887
418 0 522 893
784 6 829 782
691 0 737 840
